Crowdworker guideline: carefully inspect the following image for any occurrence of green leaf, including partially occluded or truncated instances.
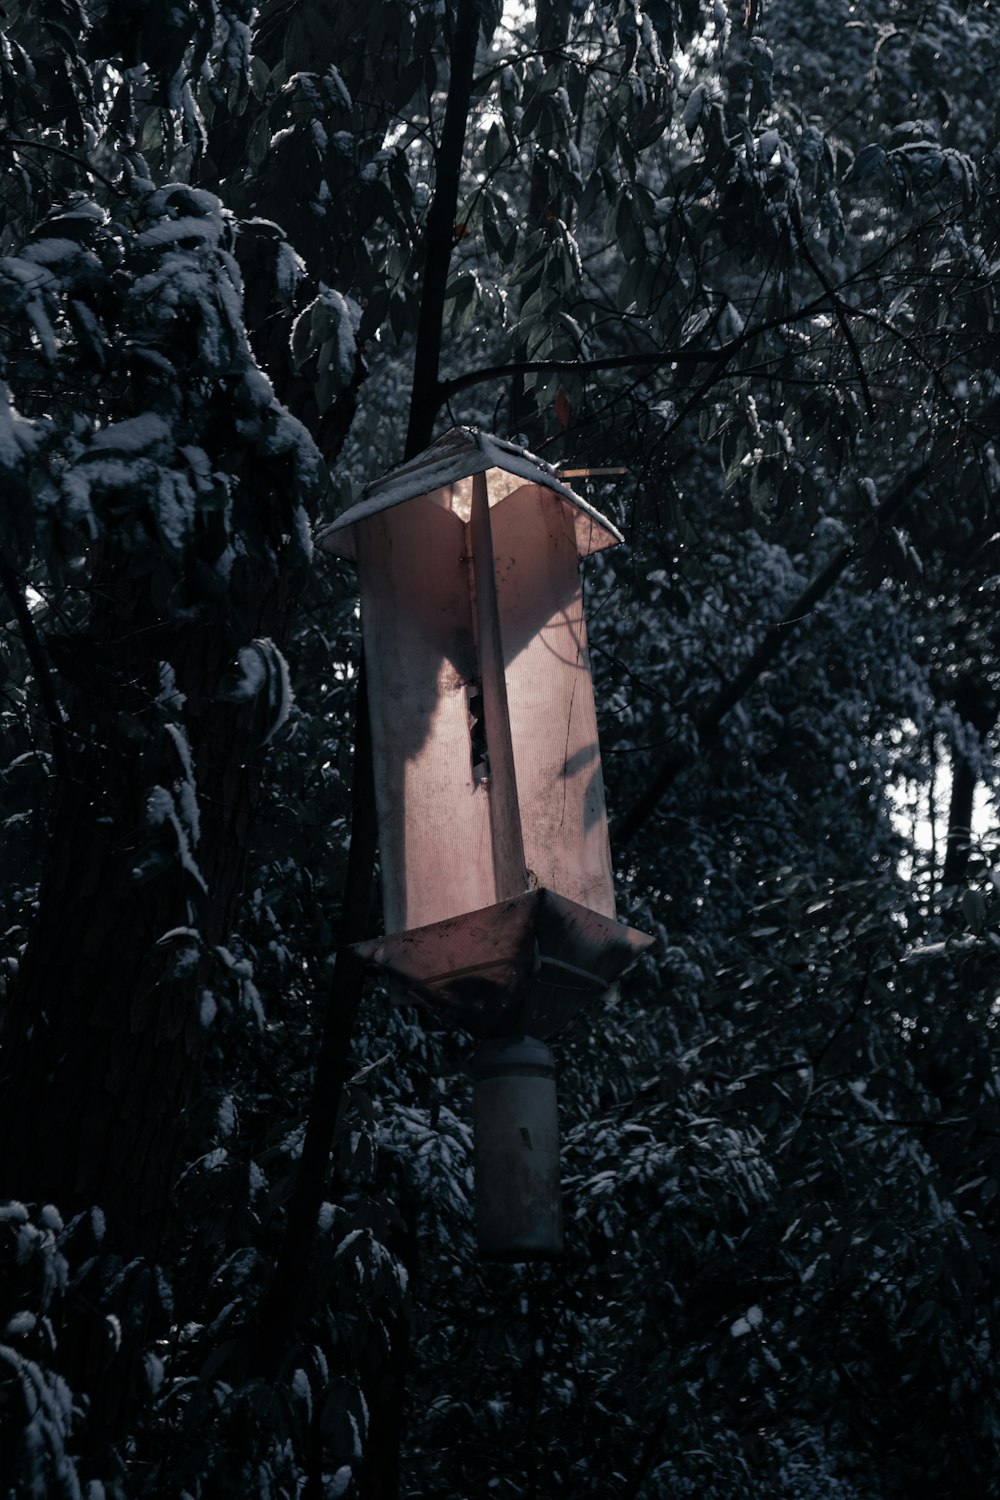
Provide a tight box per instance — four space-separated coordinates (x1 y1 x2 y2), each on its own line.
249 54 270 100
482 211 507 261
961 887 986 932
389 292 410 343
615 193 644 262
846 144 887 184
484 122 506 175
593 121 617 170
246 110 271 168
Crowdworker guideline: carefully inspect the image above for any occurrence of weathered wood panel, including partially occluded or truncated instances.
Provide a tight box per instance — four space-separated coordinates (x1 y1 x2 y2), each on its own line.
356 496 495 930
490 483 616 917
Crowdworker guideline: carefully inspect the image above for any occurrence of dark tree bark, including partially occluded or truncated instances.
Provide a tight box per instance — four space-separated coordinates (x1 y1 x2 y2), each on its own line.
510 0 572 432
403 0 481 457
941 676 998 887
943 754 977 887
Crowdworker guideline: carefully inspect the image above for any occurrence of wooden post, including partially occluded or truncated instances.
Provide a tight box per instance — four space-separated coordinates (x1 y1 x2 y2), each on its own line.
469 470 528 900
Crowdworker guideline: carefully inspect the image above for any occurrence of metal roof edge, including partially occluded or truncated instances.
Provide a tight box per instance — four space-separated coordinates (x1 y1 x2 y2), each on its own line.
316 427 623 555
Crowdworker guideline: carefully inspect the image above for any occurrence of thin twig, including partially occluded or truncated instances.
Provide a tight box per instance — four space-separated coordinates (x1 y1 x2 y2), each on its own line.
0 134 125 198
794 228 876 422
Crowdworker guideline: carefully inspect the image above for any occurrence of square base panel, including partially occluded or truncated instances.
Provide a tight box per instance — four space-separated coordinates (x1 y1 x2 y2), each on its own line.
353 887 653 1040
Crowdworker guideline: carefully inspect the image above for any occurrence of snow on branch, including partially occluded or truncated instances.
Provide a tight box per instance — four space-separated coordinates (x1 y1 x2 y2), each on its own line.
216 637 295 747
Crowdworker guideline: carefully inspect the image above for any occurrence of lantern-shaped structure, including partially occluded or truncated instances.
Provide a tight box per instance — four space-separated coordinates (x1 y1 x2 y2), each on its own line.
319 428 651 1256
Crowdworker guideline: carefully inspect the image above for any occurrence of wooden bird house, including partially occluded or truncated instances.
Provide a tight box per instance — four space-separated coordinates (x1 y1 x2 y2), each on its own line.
318 427 651 1040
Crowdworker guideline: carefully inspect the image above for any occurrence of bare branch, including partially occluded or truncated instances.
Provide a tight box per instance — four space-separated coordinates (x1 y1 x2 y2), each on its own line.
0 134 125 197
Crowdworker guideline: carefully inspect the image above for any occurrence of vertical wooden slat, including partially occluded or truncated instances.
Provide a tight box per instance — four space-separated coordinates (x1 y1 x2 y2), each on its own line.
470 470 528 899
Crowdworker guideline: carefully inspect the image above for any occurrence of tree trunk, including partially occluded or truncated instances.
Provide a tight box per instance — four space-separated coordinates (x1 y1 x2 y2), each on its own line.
941 677 997 887
403 0 482 456
510 0 572 433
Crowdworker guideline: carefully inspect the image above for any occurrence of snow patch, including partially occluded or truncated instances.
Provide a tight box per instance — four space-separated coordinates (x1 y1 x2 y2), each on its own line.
90 414 171 453
0 381 45 469
731 1304 764 1338
146 785 208 892
5 1311 37 1336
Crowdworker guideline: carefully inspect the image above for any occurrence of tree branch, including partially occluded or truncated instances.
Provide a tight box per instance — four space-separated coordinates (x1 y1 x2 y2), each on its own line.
405 0 481 456
614 456 938 847
438 288 842 408
795 229 876 422
0 134 125 197
443 347 726 398
801 1108 985 1134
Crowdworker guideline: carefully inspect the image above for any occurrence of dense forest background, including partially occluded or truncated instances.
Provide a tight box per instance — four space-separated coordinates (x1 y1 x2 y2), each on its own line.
1 0 999 1495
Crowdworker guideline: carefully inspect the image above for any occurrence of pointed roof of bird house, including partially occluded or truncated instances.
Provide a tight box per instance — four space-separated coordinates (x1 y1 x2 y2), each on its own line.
316 426 623 561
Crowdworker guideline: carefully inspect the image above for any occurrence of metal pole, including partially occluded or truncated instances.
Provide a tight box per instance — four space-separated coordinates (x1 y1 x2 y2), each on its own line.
471 1035 564 1259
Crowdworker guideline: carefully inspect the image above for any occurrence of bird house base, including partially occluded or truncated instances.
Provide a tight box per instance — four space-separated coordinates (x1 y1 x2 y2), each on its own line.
353 887 652 1041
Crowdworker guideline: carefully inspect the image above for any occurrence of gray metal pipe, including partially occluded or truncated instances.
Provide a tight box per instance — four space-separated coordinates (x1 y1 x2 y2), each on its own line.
471 1036 564 1259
